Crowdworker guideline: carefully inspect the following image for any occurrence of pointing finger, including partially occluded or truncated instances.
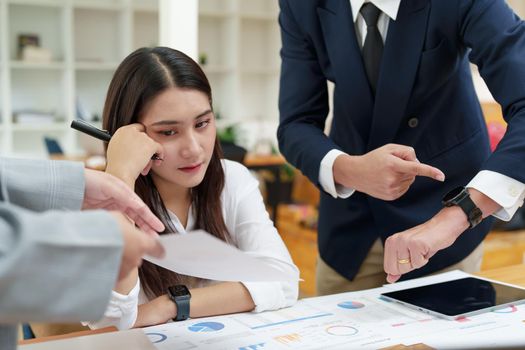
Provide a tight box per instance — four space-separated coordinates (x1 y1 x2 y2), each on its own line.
393 158 445 182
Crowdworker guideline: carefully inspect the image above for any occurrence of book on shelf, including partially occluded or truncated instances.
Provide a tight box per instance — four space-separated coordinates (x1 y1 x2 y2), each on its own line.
20 46 53 63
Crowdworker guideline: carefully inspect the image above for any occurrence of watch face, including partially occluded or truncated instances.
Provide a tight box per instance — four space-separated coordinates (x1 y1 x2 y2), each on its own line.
443 186 464 203
169 285 190 297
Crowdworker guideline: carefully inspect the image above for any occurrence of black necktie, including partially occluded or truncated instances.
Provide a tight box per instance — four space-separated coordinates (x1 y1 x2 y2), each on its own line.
360 3 383 94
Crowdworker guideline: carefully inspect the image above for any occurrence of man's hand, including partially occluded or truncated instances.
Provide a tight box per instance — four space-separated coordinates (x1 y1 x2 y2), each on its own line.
383 206 468 283
111 212 165 282
83 169 164 236
334 144 445 200
383 189 500 283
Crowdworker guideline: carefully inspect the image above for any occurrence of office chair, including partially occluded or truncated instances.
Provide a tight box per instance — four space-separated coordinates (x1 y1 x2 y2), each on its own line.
220 141 247 164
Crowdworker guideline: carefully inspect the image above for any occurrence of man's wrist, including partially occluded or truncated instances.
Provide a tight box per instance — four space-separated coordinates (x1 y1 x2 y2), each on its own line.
440 205 471 233
333 153 358 188
467 188 500 218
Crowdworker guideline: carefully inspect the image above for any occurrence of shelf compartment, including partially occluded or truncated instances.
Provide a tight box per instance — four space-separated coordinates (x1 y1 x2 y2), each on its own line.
238 0 278 18
239 18 280 72
8 3 64 61
11 69 65 123
199 0 236 15
198 16 236 68
74 7 124 64
133 9 159 49
10 60 64 70
239 74 279 122
133 0 159 13
75 70 114 122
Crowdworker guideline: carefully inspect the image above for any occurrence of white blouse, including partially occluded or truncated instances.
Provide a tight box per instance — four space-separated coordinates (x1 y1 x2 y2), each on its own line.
86 160 299 330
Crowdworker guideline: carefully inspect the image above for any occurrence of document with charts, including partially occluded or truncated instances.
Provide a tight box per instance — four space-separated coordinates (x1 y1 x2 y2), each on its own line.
141 270 525 349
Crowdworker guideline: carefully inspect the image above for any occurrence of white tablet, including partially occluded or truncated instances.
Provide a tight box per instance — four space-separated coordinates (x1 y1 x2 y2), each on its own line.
380 277 525 320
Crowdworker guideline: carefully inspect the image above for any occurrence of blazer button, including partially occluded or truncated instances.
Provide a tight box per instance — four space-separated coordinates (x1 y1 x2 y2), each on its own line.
408 117 419 128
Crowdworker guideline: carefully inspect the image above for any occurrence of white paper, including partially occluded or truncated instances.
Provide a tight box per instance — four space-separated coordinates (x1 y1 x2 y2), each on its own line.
144 230 299 282
141 271 525 350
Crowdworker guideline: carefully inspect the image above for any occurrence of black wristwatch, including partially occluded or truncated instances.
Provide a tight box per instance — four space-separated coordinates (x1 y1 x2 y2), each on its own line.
442 186 482 229
167 285 191 321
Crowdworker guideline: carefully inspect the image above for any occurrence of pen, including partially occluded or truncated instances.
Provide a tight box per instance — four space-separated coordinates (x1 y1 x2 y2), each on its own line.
70 119 163 161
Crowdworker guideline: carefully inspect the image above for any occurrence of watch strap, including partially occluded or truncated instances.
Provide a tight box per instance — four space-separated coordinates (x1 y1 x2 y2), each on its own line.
443 187 482 228
167 285 191 321
173 297 190 321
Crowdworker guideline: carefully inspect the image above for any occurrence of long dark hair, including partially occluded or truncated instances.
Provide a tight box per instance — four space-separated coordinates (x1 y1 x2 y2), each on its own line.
103 47 229 298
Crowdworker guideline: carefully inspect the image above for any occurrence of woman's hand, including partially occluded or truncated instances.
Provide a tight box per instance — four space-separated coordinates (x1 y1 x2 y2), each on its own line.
135 295 176 328
105 124 164 187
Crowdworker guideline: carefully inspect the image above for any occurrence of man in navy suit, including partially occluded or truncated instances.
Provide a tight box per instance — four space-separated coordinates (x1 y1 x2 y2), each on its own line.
278 0 525 294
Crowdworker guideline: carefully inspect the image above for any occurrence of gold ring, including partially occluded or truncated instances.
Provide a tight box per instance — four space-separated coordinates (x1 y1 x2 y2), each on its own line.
397 258 411 264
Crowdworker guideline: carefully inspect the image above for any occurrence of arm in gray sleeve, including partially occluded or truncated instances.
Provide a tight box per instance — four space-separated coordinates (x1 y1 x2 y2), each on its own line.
0 204 123 323
0 157 85 211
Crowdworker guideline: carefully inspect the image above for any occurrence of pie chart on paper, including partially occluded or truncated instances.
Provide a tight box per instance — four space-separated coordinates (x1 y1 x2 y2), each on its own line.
337 301 365 309
326 325 359 336
188 321 225 332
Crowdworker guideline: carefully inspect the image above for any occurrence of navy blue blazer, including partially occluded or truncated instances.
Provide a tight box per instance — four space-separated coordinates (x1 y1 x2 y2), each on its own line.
277 0 525 281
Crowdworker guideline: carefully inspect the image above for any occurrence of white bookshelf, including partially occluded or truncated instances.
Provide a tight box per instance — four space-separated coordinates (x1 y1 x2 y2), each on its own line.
0 0 159 157
198 0 281 151
0 0 282 157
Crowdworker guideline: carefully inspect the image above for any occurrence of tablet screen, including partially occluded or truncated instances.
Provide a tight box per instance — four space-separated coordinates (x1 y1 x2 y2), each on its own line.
381 277 525 318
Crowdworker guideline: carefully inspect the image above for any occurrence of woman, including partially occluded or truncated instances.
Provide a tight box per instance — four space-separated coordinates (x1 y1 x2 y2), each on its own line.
86 47 299 330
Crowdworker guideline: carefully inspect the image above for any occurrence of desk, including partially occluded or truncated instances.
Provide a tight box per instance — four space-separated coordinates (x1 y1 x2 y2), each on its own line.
244 154 286 168
25 265 525 349
19 327 116 345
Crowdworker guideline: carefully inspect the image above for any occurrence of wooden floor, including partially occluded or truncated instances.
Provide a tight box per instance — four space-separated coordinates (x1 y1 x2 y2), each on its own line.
481 230 525 270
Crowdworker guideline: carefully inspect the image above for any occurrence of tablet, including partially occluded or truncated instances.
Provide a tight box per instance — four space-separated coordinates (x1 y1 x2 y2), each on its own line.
380 277 525 320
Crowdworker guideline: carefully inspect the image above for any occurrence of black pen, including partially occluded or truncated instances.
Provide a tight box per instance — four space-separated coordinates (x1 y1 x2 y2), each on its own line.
70 120 163 161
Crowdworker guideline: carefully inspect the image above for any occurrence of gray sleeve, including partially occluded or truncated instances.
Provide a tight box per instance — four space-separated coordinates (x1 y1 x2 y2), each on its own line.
0 157 85 211
0 204 123 323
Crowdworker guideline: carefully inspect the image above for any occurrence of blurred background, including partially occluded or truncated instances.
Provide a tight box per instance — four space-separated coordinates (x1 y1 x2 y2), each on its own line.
1 0 525 298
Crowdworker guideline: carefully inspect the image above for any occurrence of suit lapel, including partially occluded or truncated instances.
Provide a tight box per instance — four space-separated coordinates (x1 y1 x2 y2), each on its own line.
317 0 373 147
368 0 430 150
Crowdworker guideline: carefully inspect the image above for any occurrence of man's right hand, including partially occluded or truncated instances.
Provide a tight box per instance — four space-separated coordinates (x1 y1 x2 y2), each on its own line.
333 144 445 201
111 212 165 282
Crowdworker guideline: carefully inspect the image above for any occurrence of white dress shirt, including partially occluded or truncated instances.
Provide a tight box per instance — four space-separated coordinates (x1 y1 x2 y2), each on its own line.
319 0 525 221
86 160 299 330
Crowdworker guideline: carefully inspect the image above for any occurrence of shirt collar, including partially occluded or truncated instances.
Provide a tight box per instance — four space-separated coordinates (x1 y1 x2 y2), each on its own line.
349 0 401 22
